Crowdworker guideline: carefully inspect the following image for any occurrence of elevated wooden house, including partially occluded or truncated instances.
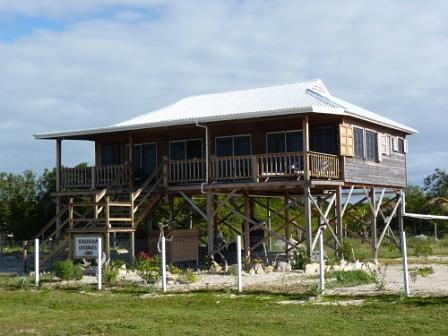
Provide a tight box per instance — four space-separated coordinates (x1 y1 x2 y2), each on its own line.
34 80 416 264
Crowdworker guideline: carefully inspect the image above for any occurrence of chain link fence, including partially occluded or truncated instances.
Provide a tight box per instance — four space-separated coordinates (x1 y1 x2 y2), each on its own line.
1 232 448 296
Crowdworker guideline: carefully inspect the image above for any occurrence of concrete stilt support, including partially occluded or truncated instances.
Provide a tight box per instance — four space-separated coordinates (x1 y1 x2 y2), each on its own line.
304 186 313 257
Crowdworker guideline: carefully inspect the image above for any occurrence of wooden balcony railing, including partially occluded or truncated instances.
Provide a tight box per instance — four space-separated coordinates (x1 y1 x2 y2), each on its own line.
60 152 340 189
169 151 340 184
61 164 129 189
257 152 304 180
211 155 253 181
308 151 340 179
170 158 206 184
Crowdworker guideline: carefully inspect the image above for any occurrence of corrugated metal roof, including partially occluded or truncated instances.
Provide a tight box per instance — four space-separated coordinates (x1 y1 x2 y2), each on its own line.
34 80 417 139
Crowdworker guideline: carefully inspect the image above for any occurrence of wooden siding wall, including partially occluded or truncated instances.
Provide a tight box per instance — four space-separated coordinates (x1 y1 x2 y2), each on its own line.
342 117 407 187
344 154 407 187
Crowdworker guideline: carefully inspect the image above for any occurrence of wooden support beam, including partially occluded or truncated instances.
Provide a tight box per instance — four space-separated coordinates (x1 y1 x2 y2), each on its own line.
128 133 134 188
56 139 62 238
336 186 343 252
178 191 207 221
206 192 214 258
302 115 310 180
244 193 250 258
304 186 312 256
370 188 378 260
284 193 290 256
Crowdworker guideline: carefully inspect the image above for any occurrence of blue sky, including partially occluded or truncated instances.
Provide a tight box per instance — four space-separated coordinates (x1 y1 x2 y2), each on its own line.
0 0 447 185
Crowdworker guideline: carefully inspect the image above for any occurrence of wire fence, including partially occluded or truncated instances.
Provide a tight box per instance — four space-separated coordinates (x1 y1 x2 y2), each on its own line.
1 232 447 296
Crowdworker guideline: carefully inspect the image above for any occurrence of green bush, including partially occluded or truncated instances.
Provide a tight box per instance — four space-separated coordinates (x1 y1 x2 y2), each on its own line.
415 239 433 257
53 260 84 281
178 271 198 284
291 246 310 270
135 255 161 284
326 270 374 287
102 260 124 284
339 240 355 262
103 267 119 284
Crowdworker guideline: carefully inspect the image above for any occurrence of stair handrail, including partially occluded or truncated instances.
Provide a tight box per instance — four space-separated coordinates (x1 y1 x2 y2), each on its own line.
133 162 164 199
32 205 69 242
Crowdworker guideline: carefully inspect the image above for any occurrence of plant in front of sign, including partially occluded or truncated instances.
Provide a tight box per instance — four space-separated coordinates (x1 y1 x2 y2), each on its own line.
135 255 161 284
53 260 84 281
103 260 124 284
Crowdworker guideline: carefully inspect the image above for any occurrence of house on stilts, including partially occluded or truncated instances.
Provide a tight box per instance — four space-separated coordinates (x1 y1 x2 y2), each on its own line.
34 80 416 266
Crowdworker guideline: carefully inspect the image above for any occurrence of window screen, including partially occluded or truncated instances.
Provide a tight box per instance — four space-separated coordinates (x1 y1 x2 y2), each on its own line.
365 131 378 161
354 127 364 159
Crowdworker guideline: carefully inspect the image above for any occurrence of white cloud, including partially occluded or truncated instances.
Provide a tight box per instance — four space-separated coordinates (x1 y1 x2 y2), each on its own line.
0 0 447 185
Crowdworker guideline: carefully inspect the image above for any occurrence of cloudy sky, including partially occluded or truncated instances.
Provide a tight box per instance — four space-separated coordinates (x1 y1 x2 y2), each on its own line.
0 0 447 184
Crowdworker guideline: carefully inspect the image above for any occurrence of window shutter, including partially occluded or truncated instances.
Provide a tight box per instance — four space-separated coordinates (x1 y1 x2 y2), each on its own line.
392 137 399 152
379 134 390 155
403 140 409 153
377 134 383 162
339 124 354 157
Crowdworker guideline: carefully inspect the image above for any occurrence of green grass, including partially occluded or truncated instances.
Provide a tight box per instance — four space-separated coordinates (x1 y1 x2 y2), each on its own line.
334 236 448 262
1 289 448 335
326 270 375 287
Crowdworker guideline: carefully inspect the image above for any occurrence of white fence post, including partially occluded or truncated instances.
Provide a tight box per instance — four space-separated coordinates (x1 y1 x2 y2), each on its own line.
34 238 39 287
401 231 410 296
97 237 102 290
161 236 167 292
319 230 325 293
236 235 242 293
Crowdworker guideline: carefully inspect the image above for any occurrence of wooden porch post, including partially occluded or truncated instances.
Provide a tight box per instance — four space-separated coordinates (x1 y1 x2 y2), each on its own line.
370 188 378 260
206 192 215 258
56 139 62 238
128 133 134 188
304 186 313 257
336 186 343 255
302 115 310 180
397 190 404 246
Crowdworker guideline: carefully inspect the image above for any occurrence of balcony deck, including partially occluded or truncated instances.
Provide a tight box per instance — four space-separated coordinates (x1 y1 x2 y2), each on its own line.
60 151 341 192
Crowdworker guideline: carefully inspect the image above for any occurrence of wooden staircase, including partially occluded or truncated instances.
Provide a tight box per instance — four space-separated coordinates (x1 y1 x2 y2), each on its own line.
30 164 165 269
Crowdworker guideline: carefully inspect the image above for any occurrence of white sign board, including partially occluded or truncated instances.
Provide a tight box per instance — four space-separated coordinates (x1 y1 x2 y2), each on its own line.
74 236 100 259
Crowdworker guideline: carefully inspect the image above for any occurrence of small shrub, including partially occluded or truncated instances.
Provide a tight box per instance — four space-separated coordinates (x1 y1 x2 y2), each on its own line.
103 267 119 284
339 240 355 262
53 260 84 281
135 255 161 284
178 271 198 284
410 266 434 282
326 270 374 287
73 264 84 281
291 246 310 270
307 283 321 297
169 263 183 275
415 240 433 257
